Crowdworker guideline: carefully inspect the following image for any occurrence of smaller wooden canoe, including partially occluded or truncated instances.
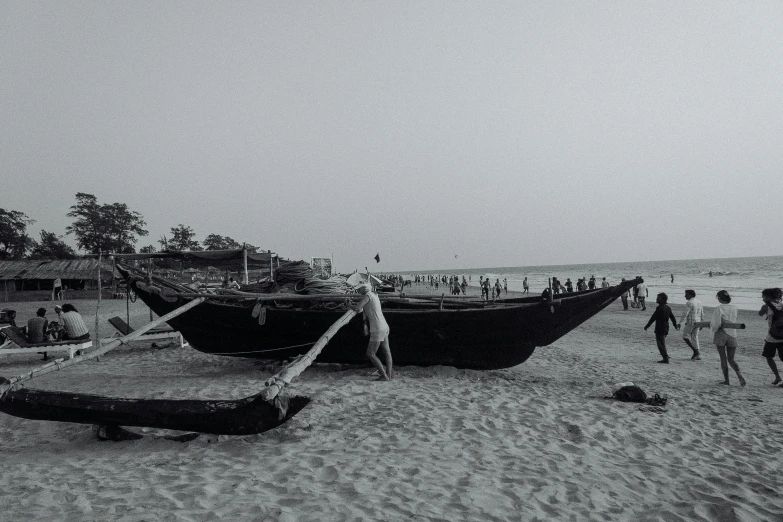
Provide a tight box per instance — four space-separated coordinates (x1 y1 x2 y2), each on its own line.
0 383 310 436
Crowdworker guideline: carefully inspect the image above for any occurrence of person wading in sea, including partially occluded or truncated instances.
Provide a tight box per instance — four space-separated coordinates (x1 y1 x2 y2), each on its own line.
348 283 393 381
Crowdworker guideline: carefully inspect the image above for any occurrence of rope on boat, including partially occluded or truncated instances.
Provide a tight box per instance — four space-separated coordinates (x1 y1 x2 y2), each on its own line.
212 342 317 356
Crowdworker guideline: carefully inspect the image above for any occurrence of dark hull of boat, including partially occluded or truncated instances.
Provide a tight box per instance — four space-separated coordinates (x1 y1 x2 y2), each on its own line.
123 270 639 370
0 387 310 435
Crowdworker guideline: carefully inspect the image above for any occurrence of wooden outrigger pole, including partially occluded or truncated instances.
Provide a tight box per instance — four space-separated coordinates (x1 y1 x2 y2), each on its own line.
260 309 357 402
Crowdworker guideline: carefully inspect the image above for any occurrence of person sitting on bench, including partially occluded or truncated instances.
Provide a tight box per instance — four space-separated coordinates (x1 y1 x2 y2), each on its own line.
0 309 18 327
27 307 53 360
58 303 90 342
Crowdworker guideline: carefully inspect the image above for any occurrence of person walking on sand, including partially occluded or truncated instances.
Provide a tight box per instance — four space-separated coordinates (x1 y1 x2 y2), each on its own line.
620 279 630 310
503 278 507 295
710 290 746 387
679 290 704 360
522 277 529 295
601 277 609 288
759 288 783 385
494 279 502 299
348 283 392 381
636 279 648 310
644 293 679 363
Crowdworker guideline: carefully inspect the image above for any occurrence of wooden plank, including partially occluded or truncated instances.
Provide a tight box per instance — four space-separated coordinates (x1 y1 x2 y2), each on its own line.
260 309 357 401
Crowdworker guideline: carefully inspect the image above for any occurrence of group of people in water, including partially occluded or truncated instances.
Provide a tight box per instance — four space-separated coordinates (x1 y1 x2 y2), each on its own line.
642 286 783 388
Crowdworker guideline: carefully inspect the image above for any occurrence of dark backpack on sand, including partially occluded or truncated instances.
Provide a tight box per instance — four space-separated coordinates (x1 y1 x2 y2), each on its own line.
768 304 783 340
612 385 647 403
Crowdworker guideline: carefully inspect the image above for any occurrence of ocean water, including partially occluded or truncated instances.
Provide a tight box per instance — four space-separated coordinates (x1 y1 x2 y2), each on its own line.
407 256 783 311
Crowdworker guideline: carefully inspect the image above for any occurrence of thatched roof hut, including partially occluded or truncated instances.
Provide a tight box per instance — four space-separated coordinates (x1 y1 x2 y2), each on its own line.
0 259 114 293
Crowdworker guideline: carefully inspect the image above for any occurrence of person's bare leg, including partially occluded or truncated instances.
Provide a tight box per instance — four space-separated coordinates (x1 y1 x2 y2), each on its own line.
716 345 730 384
727 346 745 387
765 357 781 384
378 336 393 380
366 340 389 380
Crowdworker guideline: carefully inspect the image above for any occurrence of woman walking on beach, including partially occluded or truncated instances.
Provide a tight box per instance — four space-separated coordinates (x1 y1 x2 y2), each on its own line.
759 288 783 385
348 283 393 381
710 290 745 387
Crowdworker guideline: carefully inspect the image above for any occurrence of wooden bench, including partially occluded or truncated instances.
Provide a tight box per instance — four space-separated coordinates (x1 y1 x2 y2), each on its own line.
0 326 92 360
103 316 188 348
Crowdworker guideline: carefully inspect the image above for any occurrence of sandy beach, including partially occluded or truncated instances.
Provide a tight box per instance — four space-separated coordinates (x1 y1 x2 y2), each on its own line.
1 292 782 521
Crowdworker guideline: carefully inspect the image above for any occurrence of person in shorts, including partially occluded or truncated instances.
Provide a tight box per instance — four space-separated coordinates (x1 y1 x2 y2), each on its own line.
679 289 703 360
349 283 392 381
759 288 783 386
709 290 745 386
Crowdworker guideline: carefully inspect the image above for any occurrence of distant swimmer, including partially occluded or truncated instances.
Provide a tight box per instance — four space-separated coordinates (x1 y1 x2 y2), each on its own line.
671 273 674 284
709 271 713 277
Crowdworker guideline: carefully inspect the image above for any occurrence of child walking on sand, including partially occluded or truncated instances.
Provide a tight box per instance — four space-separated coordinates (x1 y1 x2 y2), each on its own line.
709 290 746 386
759 288 783 386
644 293 679 363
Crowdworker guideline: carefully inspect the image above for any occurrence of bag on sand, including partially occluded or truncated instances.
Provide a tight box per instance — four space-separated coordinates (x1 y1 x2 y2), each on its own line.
612 385 647 403
768 304 783 340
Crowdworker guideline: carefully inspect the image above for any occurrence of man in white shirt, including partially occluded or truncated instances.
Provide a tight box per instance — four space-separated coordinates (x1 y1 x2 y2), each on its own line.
636 280 648 311
678 289 703 360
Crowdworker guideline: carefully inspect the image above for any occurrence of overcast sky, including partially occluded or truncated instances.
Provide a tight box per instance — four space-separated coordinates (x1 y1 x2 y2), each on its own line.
2 2 781 272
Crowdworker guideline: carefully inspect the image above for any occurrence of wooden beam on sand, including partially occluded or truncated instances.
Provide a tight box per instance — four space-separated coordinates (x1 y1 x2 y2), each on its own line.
260 309 357 402
1 298 206 390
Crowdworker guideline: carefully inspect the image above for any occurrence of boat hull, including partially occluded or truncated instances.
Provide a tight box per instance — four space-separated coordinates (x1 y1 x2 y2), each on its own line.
123 272 639 370
0 387 310 435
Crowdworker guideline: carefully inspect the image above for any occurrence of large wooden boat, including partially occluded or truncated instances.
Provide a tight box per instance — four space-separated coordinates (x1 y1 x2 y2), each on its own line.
119 266 640 370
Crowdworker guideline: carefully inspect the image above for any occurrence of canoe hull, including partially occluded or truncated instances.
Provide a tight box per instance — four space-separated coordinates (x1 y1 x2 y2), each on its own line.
0 387 310 435
124 272 640 370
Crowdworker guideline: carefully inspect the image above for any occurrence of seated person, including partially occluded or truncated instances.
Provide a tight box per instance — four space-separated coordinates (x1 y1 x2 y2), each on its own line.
58 303 90 341
27 308 50 343
0 309 18 327
28 308 53 360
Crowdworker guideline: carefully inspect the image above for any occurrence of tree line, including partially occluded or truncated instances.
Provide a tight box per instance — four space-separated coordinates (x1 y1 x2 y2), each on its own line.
0 193 254 260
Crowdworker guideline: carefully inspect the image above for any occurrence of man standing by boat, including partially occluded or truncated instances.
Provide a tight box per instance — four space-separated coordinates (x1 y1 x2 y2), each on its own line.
349 283 392 381
636 278 648 311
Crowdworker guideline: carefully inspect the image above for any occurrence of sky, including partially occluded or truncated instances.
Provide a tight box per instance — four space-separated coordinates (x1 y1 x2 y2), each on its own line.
2 1 782 273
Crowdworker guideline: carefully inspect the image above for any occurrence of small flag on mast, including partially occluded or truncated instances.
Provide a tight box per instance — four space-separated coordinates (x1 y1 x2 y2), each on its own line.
374 253 380 263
